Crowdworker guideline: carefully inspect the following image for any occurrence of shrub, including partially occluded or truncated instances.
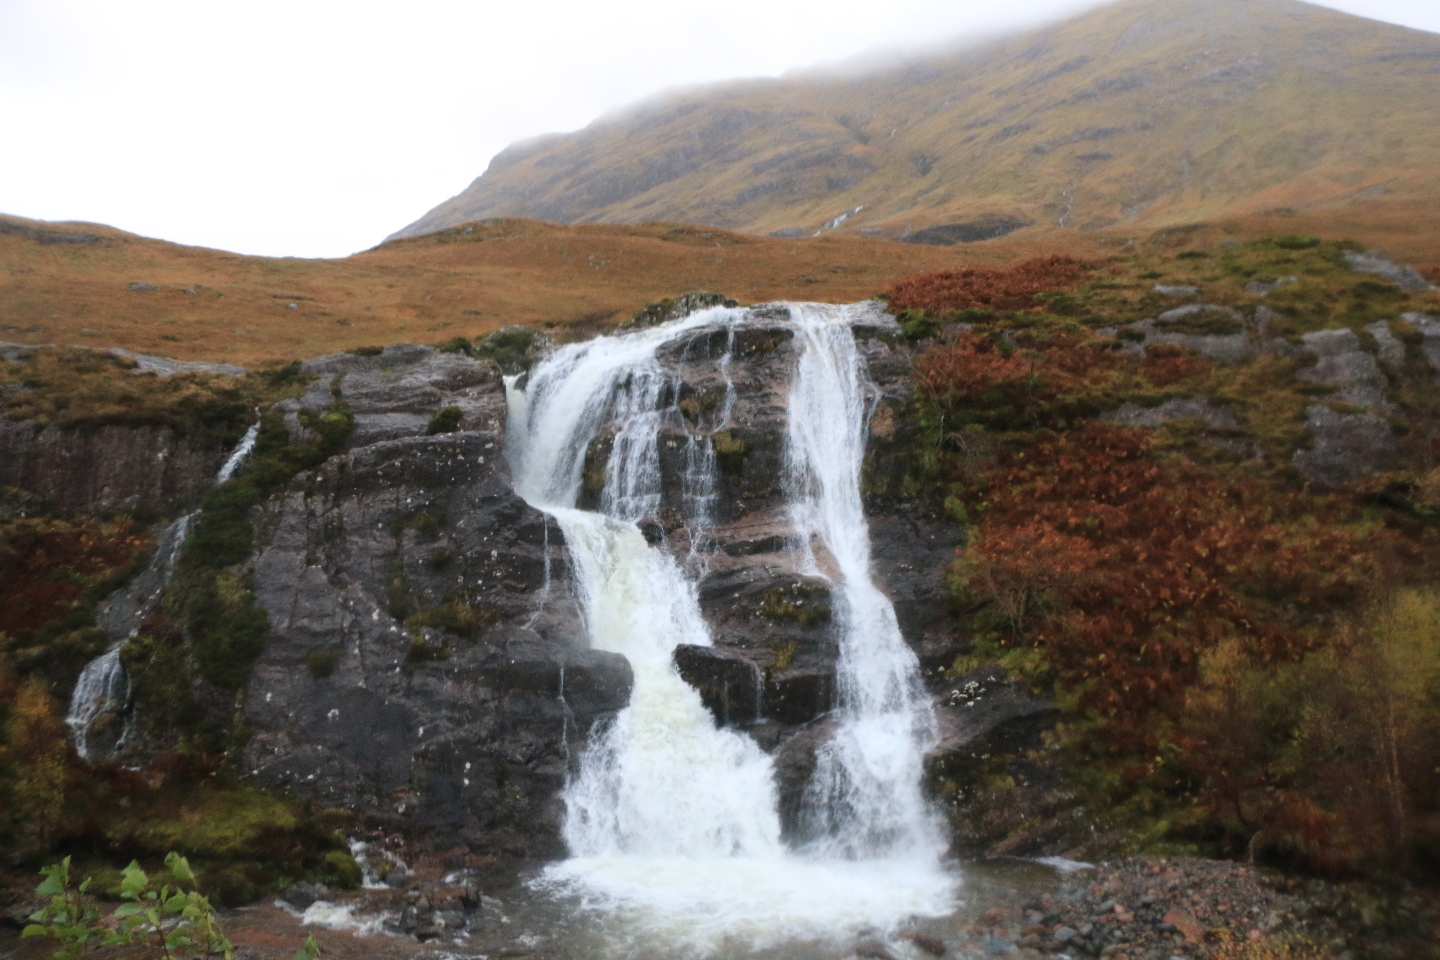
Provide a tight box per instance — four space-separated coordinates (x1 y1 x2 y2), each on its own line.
1 677 69 848
914 331 1128 431
886 256 1091 313
406 599 498 640
426 406 463 435
1266 234 1322 251
305 649 341 680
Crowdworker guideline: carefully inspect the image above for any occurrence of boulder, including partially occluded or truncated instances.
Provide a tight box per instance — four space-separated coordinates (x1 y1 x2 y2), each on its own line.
1293 405 1400 488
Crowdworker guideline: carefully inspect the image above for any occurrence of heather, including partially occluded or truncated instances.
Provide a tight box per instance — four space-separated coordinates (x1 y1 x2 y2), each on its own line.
900 236 1440 877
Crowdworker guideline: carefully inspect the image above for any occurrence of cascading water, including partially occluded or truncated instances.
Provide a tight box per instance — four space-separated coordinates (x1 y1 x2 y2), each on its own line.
66 419 261 760
786 303 943 860
508 304 953 952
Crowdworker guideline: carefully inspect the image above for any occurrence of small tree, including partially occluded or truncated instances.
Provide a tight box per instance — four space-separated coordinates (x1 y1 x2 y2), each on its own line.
4 677 69 847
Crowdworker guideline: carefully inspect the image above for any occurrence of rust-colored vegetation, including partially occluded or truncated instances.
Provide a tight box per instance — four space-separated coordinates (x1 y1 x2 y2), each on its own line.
886 255 1092 313
0 515 152 688
904 238 1440 876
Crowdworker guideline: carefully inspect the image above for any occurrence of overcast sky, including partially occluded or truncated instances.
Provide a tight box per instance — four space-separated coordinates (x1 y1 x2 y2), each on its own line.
1 0 1435 259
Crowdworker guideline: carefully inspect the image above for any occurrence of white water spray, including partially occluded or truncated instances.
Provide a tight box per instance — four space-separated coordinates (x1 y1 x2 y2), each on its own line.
785 303 942 860
508 304 952 951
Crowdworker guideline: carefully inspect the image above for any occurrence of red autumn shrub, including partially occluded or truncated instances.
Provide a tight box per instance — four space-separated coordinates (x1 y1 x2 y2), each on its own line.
955 424 1387 751
887 256 1091 313
915 332 1132 430
0 517 151 641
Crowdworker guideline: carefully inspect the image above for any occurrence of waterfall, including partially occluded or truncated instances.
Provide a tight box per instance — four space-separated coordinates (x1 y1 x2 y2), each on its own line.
510 304 952 951
215 418 261 484
786 303 943 860
66 648 127 760
66 419 261 760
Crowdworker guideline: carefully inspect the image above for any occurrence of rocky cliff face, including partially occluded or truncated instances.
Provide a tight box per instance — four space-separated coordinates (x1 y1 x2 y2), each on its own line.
0 420 229 516
224 311 1048 859
236 345 626 856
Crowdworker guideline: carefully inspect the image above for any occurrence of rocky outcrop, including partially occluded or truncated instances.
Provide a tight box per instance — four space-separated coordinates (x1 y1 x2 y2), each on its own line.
239 346 628 856
1344 250 1436 293
0 342 245 514
226 310 987 856
1287 328 1401 487
276 343 503 451
1403 312 1440 374
924 669 1069 857
1293 406 1400 488
0 419 230 515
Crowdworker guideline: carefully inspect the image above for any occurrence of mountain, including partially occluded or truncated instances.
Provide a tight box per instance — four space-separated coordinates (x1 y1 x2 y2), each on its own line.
391 0 1440 244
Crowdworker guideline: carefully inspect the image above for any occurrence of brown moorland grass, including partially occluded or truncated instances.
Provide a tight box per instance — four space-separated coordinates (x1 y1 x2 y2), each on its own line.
2 210 1435 368
0 215 1108 367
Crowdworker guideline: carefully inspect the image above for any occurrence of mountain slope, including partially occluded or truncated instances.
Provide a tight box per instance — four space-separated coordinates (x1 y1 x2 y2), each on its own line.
1 214 1072 365
391 0 1440 243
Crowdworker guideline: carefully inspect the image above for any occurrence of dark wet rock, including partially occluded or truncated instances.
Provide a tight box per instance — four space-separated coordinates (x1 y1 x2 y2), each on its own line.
1293 405 1400 488
772 717 839 839
854 937 897 960
236 366 627 856
280 881 331 910
94 515 191 642
1344 250 1436 292
673 644 763 727
925 669 1075 857
900 930 948 956
0 419 230 515
764 668 836 724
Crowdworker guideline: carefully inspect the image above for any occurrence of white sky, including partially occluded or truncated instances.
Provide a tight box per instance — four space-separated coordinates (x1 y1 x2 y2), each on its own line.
0 0 1435 259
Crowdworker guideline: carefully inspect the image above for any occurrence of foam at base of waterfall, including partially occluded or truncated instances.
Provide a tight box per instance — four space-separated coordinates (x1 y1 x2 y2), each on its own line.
537 855 956 954
545 507 783 860
297 901 393 936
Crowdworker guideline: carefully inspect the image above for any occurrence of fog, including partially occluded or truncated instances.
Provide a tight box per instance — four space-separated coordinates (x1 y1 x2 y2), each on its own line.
0 0 1434 258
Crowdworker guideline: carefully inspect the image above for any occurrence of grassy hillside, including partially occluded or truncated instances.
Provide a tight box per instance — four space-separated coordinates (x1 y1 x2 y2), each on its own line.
0 212 1117 365
5 210 1436 369
392 0 1440 250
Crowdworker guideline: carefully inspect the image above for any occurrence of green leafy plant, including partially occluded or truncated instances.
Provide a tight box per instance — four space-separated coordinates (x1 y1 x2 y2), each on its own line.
21 857 102 960
110 854 234 960
23 854 274 960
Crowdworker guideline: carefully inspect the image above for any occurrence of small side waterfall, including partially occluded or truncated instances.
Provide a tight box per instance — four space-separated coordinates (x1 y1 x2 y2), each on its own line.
65 648 127 760
510 305 952 951
66 419 260 760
